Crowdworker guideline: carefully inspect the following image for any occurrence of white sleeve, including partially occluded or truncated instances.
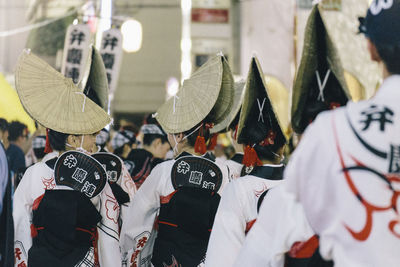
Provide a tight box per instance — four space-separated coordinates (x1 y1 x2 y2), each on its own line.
234 185 315 267
283 113 335 234
205 181 246 267
118 163 137 228
97 183 122 267
13 167 35 267
119 163 164 264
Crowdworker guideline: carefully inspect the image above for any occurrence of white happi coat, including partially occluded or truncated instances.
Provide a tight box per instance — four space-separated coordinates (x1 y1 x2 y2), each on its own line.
120 154 229 267
237 75 400 267
233 185 315 267
205 165 284 267
13 157 122 267
224 153 244 181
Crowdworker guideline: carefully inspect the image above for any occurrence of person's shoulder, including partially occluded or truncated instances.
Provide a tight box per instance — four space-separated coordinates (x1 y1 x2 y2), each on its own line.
153 158 175 172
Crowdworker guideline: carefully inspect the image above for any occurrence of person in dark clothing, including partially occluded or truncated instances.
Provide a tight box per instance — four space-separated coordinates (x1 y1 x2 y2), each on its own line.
0 141 13 267
126 123 170 189
6 121 27 175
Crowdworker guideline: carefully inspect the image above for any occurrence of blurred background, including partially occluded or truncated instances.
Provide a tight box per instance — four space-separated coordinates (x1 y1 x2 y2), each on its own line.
0 0 379 129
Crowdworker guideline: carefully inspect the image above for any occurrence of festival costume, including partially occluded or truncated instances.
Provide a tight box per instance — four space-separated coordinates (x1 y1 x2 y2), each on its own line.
205 56 287 266
205 165 284 267
274 75 400 266
13 49 120 267
121 54 234 267
234 4 365 267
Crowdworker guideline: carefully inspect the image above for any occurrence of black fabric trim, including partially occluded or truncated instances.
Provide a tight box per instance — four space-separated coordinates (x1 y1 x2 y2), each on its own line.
247 165 284 180
175 152 192 160
230 153 243 164
98 223 119 242
45 157 58 170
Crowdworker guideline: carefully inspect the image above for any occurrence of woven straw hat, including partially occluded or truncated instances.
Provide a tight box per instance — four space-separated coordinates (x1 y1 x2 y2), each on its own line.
237 57 287 145
211 81 245 134
79 45 109 111
15 50 111 135
291 5 350 134
156 54 234 134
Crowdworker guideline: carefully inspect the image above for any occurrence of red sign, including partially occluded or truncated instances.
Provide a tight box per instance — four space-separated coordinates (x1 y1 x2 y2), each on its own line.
191 8 229 23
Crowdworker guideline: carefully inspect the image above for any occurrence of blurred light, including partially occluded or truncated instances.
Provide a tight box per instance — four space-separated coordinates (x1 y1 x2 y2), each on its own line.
180 38 192 52
181 60 192 80
166 77 180 97
121 19 143 53
96 0 112 49
181 0 192 15
73 19 79 25
181 0 192 81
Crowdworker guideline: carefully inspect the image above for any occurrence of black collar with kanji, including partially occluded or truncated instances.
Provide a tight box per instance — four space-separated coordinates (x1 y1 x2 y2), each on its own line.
246 165 284 181
175 151 216 162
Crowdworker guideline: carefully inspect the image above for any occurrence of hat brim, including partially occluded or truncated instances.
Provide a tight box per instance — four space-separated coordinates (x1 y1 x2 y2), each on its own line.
156 55 227 133
15 50 111 135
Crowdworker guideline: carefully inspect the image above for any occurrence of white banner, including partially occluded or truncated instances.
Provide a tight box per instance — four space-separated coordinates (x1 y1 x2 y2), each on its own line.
61 24 91 84
100 28 123 95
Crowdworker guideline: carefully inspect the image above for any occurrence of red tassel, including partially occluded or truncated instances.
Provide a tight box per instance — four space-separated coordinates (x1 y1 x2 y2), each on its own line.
207 133 218 151
194 135 207 154
44 128 53 153
242 145 262 167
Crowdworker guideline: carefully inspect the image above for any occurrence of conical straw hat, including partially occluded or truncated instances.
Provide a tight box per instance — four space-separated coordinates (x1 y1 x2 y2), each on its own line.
211 81 245 134
79 45 109 111
15 49 111 135
291 5 350 134
237 57 287 145
208 56 234 126
156 55 234 134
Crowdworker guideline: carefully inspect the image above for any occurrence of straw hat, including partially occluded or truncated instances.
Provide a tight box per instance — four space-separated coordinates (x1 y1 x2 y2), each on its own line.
211 81 245 134
237 57 287 146
79 45 109 111
15 49 111 135
156 54 234 134
291 4 350 134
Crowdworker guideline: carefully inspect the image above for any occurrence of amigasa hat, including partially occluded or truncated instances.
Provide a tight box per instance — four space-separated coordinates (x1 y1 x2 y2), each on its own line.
155 54 234 134
237 57 287 168
237 57 287 146
211 80 246 134
15 49 111 135
291 4 351 134
79 45 109 111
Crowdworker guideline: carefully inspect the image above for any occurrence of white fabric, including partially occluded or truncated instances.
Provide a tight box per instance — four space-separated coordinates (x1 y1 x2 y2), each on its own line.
224 155 244 182
233 185 315 267
205 172 283 267
120 155 229 267
13 161 122 267
236 75 400 267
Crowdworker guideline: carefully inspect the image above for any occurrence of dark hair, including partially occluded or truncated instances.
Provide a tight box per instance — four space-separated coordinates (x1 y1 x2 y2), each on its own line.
375 42 400 75
0 118 8 132
8 121 27 142
184 121 211 148
122 124 139 135
113 146 125 157
33 148 46 160
245 121 285 162
143 134 168 146
48 129 69 151
143 113 158 125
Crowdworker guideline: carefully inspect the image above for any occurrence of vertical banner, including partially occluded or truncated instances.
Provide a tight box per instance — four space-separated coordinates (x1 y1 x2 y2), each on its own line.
61 24 91 84
100 28 123 95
